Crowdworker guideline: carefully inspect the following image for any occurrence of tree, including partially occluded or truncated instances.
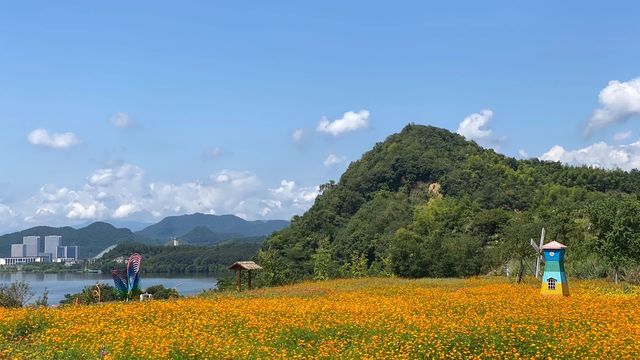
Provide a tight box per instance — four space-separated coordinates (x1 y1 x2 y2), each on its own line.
348 252 368 278
389 228 430 278
35 288 49 307
0 281 34 308
144 285 180 299
312 237 336 280
255 249 293 286
500 213 542 283
60 284 120 305
589 196 640 283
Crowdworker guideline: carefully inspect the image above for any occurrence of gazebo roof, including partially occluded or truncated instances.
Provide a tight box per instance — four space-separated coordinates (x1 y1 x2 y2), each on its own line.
229 261 262 271
541 241 567 250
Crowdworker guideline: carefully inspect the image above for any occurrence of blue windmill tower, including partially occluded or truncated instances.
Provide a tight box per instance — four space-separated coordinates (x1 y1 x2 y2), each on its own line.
540 241 569 296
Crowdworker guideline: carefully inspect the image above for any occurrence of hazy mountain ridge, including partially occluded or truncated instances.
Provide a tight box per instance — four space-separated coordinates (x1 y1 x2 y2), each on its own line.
0 214 289 258
135 213 289 241
0 222 144 258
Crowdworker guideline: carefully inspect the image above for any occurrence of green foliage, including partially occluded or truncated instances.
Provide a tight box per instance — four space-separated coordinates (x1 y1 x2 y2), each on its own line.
389 228 429 278
143 285 180 299
60 284 121 305
34 288 49 307
499 212 543 282
588 195 640 282
312 237 335 280
0 281 34 308
90 242 262 274
60 283 180 304
259 124 640 284
255 248 294 286
347 252 368 278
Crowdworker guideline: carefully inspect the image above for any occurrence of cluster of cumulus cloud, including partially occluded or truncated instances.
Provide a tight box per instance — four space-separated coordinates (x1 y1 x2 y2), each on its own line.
540 78 640 171
2 110 374 232
458 77 640 171
0 163 320 232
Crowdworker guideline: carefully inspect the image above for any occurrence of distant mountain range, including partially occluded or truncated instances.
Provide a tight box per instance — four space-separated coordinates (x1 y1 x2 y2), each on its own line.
0 213 289 258
0 222 141 259
73 220 153 232
136 213 289 240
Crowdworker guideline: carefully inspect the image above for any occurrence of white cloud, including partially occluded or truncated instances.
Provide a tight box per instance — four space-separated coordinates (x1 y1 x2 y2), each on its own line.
457 109 493 141
269 180 320 208
613 131 632 142
113 204 139 219
212 170 259 188
316 110 370 137
0 163 320 232
292 128 305 143
540 140 640 171
456 109 506 150
110 112 136 129
586 78 640 134
202 146 223 160
323 153 346 167
518 149 529 158
0 204 19 231
66 201 106 220
27 128 80 149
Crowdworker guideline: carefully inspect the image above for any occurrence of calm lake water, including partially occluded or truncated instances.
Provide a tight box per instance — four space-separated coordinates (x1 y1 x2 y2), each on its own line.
0 272 217 305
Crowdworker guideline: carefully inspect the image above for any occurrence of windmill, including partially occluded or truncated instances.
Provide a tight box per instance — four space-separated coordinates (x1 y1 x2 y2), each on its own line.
530 228 545 279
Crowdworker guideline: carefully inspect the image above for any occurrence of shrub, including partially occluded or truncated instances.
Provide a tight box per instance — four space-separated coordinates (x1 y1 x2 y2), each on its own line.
0 281 34 308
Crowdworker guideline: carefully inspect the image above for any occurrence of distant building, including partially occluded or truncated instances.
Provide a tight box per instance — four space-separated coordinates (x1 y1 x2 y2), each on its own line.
23 236 42 257
55 245 78 262
44 235 61 257
11 244 26 257
0 255 51 265
1 235 79 266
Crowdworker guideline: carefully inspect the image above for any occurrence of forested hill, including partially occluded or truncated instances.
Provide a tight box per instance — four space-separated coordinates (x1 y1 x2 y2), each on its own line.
0 222 145 258
257 124 640 285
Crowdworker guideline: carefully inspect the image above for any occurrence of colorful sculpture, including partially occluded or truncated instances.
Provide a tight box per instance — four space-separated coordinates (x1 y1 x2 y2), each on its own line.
111 253 142 299
540 241 569 296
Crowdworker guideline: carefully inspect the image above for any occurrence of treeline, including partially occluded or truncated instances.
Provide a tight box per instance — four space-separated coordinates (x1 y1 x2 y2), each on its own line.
94 242 262 274
257 124 640 285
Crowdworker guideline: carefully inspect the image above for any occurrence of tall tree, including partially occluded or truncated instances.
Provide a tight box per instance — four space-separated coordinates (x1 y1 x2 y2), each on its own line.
589 196 640 283
500 213 542 283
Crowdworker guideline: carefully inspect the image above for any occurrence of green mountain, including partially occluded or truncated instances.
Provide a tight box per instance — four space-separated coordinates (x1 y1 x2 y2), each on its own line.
136 213 289 241
257 124 640 284
179 226 226 245
0 222 146 259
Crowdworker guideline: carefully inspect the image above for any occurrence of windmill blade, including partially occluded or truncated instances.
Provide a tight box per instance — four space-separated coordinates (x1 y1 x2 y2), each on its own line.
535 227 546 280
530 238 540 253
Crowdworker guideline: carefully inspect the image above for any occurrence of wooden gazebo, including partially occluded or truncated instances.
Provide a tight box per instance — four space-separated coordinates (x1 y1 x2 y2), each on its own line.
228 261 262 291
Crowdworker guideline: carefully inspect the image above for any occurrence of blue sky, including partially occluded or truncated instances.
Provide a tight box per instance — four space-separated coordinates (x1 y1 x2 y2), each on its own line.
0 1 639 232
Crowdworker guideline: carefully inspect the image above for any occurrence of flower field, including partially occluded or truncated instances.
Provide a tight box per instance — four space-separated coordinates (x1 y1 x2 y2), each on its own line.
1 277 639 359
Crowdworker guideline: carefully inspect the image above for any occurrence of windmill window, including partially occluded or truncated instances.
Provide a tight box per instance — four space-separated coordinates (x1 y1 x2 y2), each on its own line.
547 278 557 290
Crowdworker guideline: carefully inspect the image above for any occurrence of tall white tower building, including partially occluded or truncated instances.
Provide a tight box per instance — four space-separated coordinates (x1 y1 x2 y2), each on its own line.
44 235 61 259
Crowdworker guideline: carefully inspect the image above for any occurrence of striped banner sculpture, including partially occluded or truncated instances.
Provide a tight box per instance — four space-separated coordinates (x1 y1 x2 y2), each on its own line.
111 253 142 300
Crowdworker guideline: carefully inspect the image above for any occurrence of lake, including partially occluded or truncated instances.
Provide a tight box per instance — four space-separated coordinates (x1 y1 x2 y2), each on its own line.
0 272 218 305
